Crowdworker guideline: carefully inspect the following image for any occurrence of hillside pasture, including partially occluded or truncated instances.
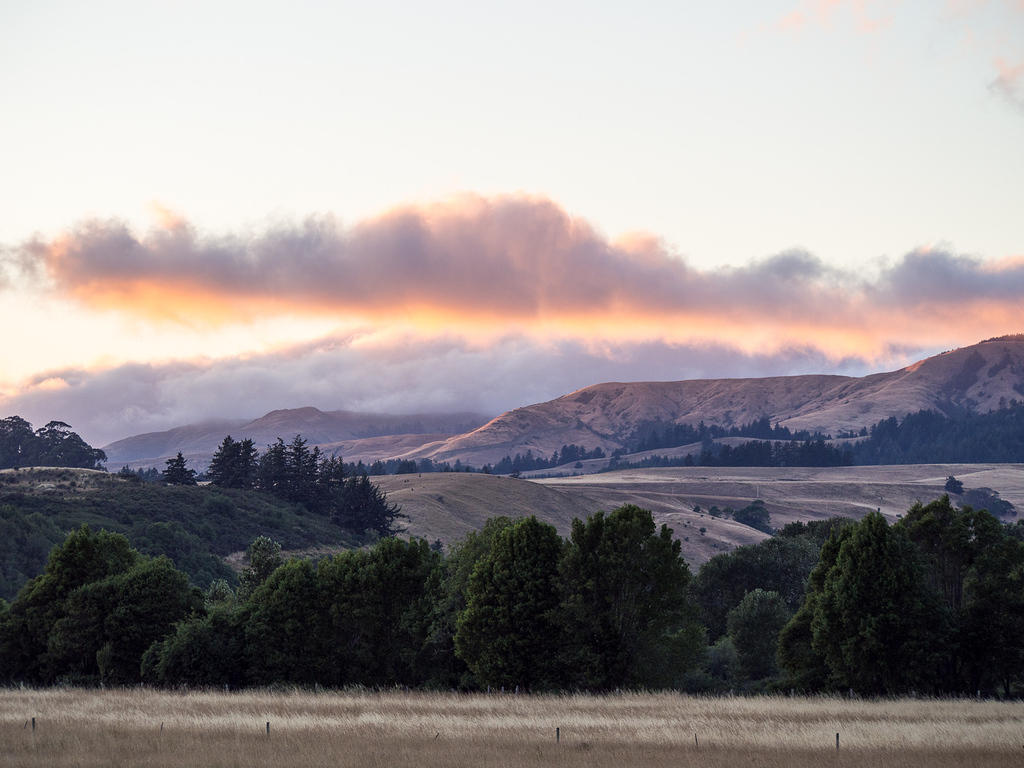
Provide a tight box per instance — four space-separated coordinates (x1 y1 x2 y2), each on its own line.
379 464 1024 564
2 688 1021 768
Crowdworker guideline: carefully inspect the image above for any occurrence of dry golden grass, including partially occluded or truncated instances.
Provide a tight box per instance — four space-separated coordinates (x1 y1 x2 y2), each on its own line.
2 688 1022 767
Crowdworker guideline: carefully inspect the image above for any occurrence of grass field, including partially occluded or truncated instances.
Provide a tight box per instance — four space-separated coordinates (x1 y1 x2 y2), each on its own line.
2 688 1022 767
378 463 1024 564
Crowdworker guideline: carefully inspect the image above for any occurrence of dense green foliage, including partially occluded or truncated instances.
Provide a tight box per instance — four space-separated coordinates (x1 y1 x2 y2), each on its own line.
210 435 405 537
0 417 106 470
778 499 1024 695
613 402 1024 470
2 492 1023 696
0 469 355 600
1 506 700 692
558 505 701 689
631 416 829 452
849 403 1024 464
0 526 201 684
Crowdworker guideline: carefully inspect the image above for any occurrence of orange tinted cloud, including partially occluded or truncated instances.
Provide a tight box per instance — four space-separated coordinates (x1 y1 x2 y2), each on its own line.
10 194 1024 363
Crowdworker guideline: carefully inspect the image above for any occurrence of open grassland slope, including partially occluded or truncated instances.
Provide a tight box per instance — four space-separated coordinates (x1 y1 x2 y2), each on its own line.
386 463 1024 564
374 472 597 544
2 688 1022 768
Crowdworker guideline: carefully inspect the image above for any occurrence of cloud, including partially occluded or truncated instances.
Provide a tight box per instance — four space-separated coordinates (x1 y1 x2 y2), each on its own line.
0 332 890 447
772 0 893 35
990 57 1024 111
4 195 1022 447
9 195 1023 356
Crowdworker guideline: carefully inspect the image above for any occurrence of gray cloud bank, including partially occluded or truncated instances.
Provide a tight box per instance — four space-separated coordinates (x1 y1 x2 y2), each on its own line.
1 334 891 448
9 196 1023 324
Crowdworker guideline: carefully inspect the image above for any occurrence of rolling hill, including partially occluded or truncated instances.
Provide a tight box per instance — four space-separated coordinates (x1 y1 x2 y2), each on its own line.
102 335 1024 471
404 335 1024 466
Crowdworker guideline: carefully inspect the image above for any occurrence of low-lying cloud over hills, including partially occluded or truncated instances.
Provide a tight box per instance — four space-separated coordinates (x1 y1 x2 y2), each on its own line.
103 335 1024 471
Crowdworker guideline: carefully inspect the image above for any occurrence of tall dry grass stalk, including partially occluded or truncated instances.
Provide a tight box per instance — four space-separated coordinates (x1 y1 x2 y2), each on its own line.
2 688 1022 767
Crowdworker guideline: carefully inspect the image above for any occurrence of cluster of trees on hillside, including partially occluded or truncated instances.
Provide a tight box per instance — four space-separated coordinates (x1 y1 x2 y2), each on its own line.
631 417 830 453
201 435 403 538
0 468 357 601
690 502 1024 695
616 403 1024 471
0 417 106 470
609 439 851 471
777 499 1024 694
848 403 1024 464
361 444 607 477
491 444 607 475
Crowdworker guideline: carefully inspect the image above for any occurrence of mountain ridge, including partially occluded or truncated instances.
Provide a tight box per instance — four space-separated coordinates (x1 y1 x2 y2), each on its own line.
102 335 1024 470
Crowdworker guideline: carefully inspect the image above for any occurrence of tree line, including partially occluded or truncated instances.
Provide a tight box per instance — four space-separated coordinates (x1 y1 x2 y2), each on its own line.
162 435 404 538
631 416 830 453
615 402 1024 470
2 495 1022 695
0 506 701 690
0 417 106 471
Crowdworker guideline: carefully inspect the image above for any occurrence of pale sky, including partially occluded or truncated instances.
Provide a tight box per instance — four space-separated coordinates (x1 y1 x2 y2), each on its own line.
1 0 1023 445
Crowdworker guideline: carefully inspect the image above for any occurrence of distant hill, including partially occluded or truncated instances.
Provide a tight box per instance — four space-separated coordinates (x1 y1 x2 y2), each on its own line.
103 408 492 470
404 335 1024 466
103 335 1024 471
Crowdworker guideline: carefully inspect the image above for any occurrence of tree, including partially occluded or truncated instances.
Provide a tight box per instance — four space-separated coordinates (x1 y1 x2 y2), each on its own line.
0 416 34 468
726 589 790 681
48 555 201 684
732 500 772 533
161 452 197 485
810 511 951 694
559 505 699 688
455 516 564 690
0 416 105 470
244 558 328 684
0 526 197 684
335 474 405 537
256 439 288 494
427 517 516 688
777 527 848 691
693 533 823 640
237 536 283 600
318 538 441 686
208 436 258 489
142 603 247 687
944 475 964 494
898 496 1024 693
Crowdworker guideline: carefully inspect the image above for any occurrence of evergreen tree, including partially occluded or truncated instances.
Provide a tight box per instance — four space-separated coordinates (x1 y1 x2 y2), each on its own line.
161 452 197 485
335 474 405 537
208 436 257 489
318 538 441 686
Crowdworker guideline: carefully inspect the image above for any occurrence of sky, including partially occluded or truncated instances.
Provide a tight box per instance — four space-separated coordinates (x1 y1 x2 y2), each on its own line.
1 0 1023 446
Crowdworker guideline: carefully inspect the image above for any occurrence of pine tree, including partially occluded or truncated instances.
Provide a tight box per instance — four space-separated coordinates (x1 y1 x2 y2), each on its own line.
161 452 197 485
